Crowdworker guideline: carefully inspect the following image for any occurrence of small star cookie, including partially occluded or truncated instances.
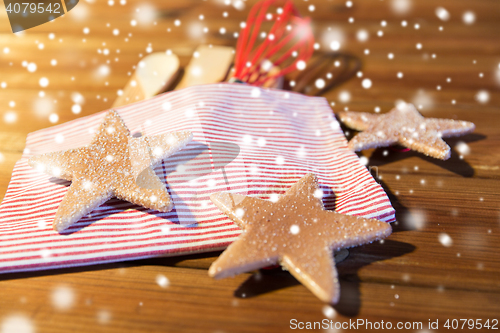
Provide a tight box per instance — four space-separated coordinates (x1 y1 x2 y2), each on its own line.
208 173 391 304
337 104 475 160
29 109 193 232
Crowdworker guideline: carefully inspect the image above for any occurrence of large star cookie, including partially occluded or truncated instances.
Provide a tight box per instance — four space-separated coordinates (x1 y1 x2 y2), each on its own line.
208 173 391 303
29 109 193 232
337 103 475 160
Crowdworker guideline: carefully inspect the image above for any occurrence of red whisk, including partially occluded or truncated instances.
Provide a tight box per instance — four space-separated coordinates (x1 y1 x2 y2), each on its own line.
232 0 315 87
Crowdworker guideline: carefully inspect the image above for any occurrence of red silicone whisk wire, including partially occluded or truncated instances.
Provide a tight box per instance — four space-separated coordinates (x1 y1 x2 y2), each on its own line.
233 0 314 86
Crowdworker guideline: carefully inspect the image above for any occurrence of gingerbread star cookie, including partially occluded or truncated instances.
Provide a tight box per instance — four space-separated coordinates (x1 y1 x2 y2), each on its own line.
208 173 391 304
29 109 193 232
337 103 475 160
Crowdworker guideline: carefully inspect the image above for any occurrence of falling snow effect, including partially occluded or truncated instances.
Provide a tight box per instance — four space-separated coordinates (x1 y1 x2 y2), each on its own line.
33 97 55 118
455 141 470 155
72 2 89 21
322 305 337 319
390 0 412 15
251 88 261 98
0 0 495 322
403 210 426 230
96 65 111 78
439 233 453 247
1 315 34 333
27 63 37 72
156 274 170 288
475 90 489 104
51 285 75 310
39 77 49 88
411 90 434 111
296 60 306 71
290 224 300 235
315 79 325 89
134 3 157 26
187 22 204 39
49 113 59 123
329 41 340 51
321 28 345 52
338 91 351 103
3 111 17 124
462 11 476 25
356 29 369 42
71 104 82 114
97 310 112 324
494 65 500 86
359 156 369 166
435 7 450 21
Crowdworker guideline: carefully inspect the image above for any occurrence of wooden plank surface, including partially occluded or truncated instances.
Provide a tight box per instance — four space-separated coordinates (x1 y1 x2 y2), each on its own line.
0 0 499 332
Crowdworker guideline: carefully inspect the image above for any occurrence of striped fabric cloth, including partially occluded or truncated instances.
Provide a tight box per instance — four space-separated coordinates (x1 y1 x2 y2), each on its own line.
0 84 395 274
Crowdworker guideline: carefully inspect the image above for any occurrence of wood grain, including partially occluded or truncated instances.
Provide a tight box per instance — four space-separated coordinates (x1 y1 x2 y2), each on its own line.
0 0 499 332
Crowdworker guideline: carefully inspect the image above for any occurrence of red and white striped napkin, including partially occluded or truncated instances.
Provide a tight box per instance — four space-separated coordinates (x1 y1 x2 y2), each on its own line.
0 84 395 274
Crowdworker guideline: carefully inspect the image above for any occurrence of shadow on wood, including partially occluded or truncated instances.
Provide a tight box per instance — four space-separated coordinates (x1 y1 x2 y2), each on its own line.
0 250 222 282
335 240 415 316
234 268 300 299
230 239 414 316
365 133 486 178
375 178 410 233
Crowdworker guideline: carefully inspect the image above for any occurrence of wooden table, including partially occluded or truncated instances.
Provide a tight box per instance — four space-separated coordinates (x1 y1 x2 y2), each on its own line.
0 0 499 332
